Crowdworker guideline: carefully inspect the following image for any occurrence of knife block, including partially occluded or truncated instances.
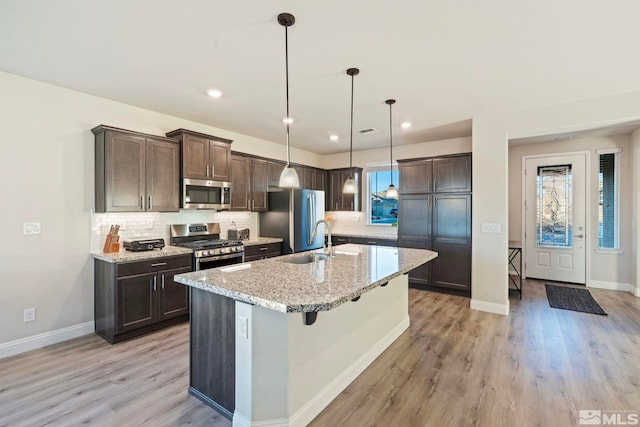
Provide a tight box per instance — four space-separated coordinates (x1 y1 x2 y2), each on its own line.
103 234 120 253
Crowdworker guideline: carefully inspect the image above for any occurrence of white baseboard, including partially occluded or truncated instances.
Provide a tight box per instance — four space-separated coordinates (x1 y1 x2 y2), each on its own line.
0 321 94 360
470 299 510 316
287 316 410 427
589 280 639 297
232 414 288 427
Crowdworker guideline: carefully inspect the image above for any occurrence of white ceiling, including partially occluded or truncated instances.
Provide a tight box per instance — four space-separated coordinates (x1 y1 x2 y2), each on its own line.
2 1 640 154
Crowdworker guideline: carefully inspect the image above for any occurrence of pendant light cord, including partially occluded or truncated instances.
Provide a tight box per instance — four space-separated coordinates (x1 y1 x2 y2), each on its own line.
285 25 291 166
349 72 354 175
389 102 393 186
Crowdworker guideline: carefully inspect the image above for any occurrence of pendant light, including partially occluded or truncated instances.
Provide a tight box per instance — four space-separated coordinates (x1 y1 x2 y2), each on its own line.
343 67 359 194
385 99 399 198
277 12 300 188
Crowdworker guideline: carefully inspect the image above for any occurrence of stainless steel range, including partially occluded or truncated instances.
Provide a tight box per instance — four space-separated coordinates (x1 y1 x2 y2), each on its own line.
170 223 244 271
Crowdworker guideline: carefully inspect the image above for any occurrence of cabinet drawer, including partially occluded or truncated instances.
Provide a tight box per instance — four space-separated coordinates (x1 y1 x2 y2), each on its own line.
116 255 192 277
350 237 397 246
331 235 351 246
244 242 282 258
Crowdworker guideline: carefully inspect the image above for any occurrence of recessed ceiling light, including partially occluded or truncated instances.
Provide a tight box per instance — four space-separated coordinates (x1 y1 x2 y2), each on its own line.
207 89 223 98
401 122 412 129
283 117 294 124
329 134 339 141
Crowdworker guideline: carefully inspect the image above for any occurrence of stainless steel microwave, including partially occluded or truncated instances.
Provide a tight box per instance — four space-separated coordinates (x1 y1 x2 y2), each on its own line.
183 178 231 210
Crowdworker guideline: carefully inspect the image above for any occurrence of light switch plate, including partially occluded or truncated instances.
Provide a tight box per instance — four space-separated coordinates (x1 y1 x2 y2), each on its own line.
481 223 501 233
23 222 41 235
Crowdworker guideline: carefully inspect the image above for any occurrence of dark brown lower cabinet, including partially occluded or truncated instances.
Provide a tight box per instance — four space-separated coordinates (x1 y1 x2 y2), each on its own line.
244 242 282 261
95 254 191 344
431 194 471 291
189 288 235 420
398 194 471 294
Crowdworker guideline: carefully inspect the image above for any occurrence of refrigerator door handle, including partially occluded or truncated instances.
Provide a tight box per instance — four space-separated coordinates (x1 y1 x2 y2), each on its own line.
307 193 314 245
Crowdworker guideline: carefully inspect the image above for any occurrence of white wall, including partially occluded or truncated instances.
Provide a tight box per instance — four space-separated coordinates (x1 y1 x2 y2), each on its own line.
508 135 634 287
472 91 640 314
322 137 472 236
0 71 320 346
632 129 640 296
320 137 472 170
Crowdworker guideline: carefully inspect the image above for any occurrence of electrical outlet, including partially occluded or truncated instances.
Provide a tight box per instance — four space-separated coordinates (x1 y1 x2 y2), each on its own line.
24 308 36 322
23 222 41 235
238 316 248 339
230 217 235 224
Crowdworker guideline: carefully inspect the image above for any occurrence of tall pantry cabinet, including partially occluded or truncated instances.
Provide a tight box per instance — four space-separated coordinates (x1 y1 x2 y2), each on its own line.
397 154 472 294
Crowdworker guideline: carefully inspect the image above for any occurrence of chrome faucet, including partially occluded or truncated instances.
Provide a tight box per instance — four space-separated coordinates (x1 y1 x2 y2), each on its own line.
311 220 333 256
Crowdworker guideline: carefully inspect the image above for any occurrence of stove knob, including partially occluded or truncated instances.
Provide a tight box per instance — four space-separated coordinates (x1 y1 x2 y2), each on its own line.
202 250 210 256
221 247 229 253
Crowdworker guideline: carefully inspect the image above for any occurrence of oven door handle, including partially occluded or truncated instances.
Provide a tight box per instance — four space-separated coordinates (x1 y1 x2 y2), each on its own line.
198 253 244 263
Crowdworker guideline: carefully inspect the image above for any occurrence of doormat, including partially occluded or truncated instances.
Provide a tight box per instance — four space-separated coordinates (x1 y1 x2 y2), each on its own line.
545 284 607 315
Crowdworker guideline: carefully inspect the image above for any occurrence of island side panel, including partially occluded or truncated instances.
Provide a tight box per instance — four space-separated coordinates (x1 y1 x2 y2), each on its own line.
189 287 236 419
233 274 410 427
288 274 410 425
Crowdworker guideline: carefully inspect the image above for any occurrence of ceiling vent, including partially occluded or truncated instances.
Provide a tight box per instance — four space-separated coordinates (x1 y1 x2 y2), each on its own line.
359 128 380 135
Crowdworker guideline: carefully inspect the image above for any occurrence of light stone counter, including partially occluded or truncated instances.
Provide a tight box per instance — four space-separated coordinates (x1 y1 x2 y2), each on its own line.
174 243 437 313
241 237 283 247
91 245 192 263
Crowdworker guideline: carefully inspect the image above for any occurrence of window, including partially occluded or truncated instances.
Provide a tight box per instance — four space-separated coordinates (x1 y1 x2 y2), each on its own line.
597 149 620 249
367 168 398 225
536 164 573 247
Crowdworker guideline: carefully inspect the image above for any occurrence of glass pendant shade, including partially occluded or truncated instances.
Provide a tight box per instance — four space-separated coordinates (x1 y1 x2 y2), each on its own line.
279 164 300 188
343 176 357 194
385 184 398 198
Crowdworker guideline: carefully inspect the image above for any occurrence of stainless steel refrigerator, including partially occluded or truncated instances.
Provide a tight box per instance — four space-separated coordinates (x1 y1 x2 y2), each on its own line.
259 189 325 254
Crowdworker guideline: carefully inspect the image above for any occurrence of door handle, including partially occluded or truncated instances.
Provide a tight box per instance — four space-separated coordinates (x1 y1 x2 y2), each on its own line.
148 196 153 210
153 276 157 292
206 165 210 177
140 196 144 210
574 234 584 238
161 274 165 290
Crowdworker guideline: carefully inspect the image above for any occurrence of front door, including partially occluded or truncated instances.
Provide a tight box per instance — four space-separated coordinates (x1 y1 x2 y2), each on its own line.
524 154 586 284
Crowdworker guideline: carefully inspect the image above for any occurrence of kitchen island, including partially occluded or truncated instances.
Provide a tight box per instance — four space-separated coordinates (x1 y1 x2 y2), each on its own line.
174 244 437 427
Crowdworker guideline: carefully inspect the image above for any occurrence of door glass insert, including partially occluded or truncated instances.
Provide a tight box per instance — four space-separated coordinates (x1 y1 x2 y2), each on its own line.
536 165 572 247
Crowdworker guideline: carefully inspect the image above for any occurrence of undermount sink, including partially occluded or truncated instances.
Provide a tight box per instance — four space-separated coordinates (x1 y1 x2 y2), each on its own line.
284 253 329 264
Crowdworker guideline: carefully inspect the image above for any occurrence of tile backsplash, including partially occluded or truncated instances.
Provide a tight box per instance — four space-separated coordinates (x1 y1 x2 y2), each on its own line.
91 209 396 253
91 210 257 252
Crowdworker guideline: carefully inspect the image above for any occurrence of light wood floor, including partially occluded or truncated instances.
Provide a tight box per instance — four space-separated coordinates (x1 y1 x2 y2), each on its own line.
1 280 638 427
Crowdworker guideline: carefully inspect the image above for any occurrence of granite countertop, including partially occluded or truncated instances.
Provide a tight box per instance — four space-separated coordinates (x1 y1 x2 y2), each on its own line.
91 245 193 263
174 243 437 313
242 237 283 246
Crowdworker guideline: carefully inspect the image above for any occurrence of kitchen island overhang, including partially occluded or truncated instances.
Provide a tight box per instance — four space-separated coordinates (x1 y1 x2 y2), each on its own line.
175 244 437 427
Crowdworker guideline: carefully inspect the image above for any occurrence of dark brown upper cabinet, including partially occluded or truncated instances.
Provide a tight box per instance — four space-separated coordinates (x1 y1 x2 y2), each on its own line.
398 154 471 194
432 156 472 193
165 129 232 182
267 160 326 192
268 161 285 187
93 125 180 213
230 153 268 212
327 168 362 211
